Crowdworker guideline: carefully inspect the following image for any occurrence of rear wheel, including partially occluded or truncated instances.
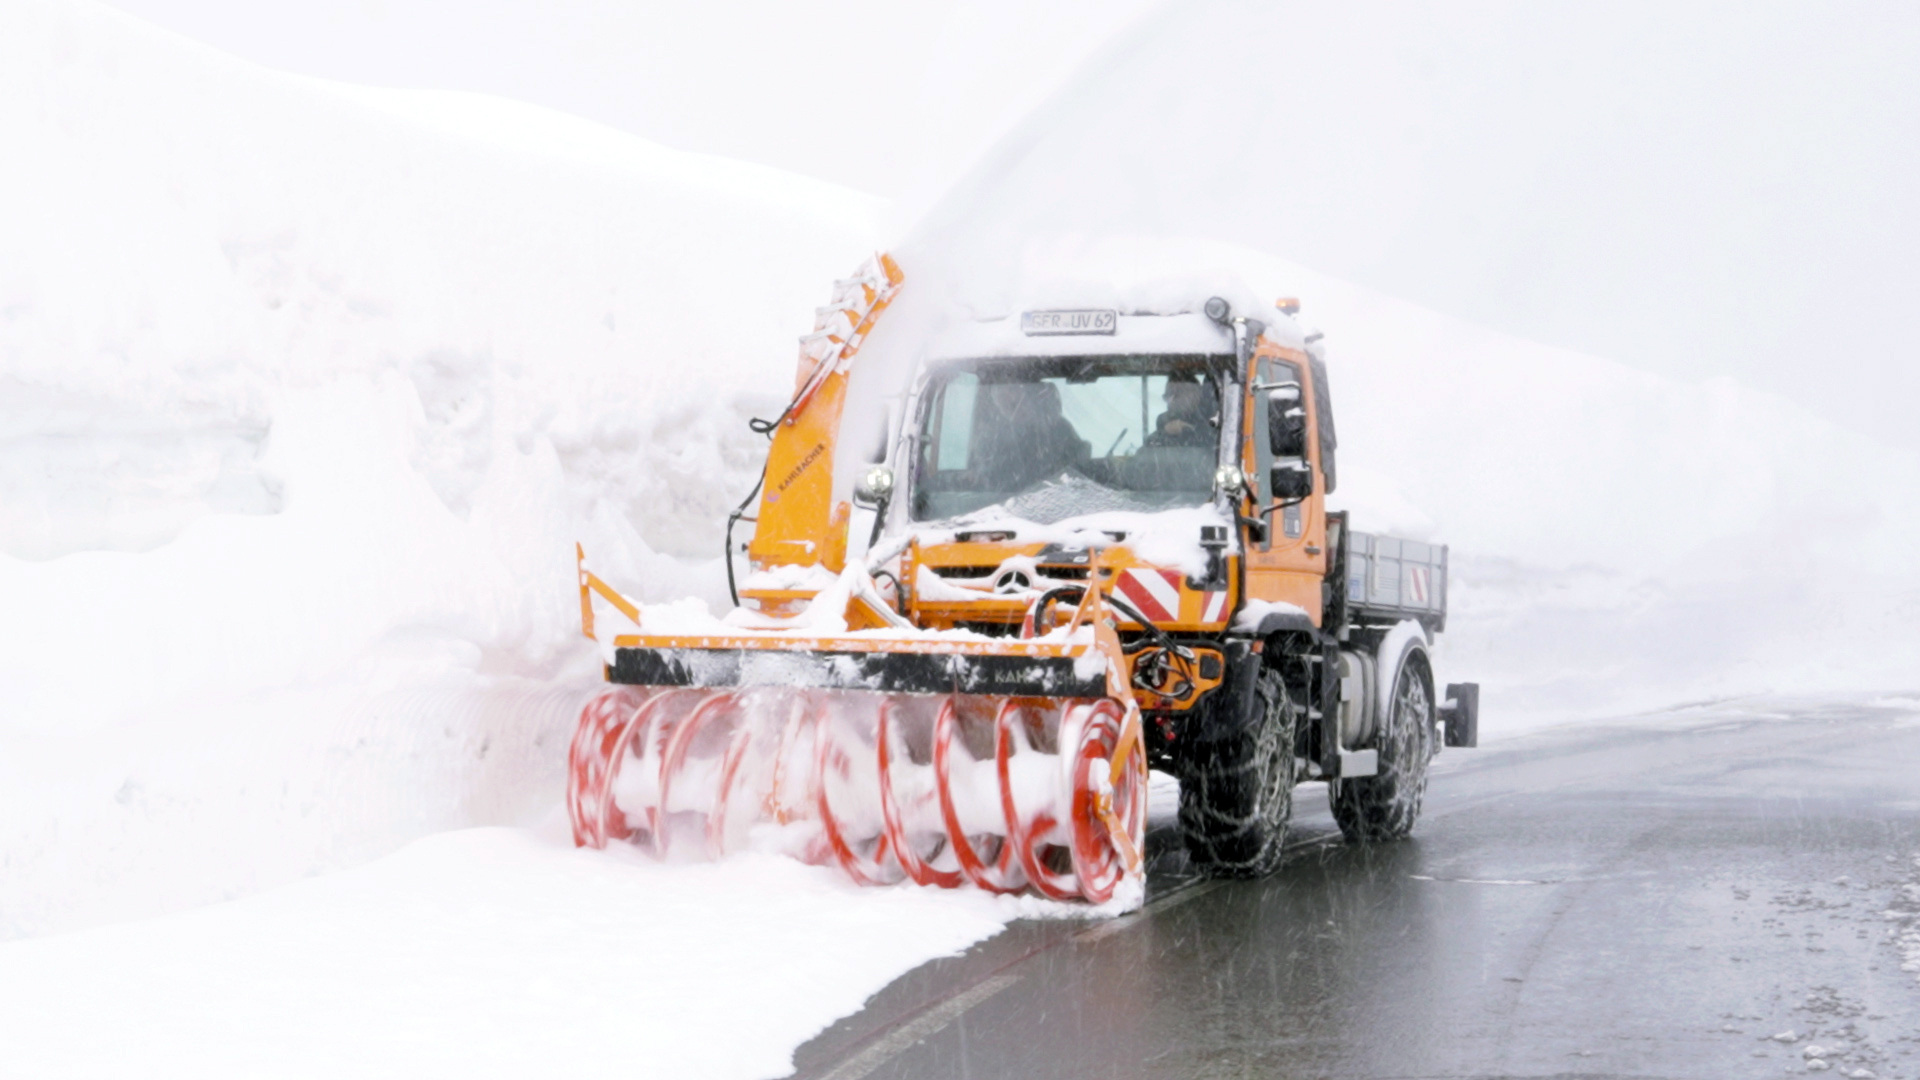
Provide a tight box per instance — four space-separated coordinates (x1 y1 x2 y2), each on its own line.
1330 645 1433 842
1179 667 1295 877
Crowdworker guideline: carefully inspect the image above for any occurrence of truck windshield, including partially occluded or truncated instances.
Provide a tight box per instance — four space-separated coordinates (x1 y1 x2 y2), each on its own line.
911 355 1222 524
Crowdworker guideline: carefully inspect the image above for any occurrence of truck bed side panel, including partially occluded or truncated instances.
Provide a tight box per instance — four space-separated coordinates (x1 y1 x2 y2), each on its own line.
1346 531 1447 632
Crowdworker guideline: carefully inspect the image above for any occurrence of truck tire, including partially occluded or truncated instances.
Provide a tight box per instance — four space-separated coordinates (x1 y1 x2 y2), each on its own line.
1179 667 1295 877
1330 643 1434 842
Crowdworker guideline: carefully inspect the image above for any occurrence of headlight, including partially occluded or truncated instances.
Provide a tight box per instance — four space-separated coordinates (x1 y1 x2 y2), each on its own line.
855 465 895 503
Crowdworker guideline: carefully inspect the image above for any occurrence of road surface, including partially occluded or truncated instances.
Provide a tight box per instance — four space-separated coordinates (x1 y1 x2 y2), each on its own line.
789 695 1920 1080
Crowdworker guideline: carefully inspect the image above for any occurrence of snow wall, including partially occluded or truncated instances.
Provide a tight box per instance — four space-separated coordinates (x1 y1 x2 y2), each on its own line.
878 0 1920 728
855 231 1920 732
0 0 881 938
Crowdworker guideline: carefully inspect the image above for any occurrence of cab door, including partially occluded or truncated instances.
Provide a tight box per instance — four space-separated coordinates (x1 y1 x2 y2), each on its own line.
1240 347 1329 623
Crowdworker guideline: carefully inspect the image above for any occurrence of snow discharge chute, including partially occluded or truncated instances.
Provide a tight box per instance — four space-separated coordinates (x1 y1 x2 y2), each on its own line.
568 254 1147 903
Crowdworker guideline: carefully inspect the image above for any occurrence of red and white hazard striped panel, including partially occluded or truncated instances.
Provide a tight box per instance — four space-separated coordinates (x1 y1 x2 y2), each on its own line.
1408 565 1430 606
1115 568 1182 623
1200 589 1229 623
1113 569 1233 625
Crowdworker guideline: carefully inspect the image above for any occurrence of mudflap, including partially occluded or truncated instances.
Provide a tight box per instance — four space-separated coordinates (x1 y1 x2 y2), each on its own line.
1441 681 1480 747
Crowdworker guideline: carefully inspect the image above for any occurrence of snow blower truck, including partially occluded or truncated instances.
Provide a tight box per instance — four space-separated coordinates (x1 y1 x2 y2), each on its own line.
568 254 1479 903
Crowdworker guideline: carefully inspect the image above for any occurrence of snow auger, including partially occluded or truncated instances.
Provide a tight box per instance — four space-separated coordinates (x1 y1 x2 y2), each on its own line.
567 562 1147 902
568 256 1479 903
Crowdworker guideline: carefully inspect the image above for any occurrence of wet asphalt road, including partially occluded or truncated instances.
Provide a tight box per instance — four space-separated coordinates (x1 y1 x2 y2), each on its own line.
788 696 1920 1080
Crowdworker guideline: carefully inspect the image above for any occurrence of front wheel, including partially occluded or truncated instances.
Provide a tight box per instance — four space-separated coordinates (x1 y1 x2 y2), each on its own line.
1179 667 1296 877
1330 644 1434 842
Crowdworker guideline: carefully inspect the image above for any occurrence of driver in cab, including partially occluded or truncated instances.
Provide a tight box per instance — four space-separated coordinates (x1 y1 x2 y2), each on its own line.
1145 374 1217 448
970 380 1089 492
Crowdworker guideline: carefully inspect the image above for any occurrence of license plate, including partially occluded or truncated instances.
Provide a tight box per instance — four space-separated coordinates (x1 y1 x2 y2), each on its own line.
1021 309 1117 336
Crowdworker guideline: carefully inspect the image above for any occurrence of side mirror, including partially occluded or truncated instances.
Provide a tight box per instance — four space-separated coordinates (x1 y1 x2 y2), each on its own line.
1267 386 1307 457
1270 460 1313 500
854 465 894 506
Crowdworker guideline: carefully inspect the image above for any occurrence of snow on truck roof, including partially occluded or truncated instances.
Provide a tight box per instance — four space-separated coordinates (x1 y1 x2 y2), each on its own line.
924 304 1308 363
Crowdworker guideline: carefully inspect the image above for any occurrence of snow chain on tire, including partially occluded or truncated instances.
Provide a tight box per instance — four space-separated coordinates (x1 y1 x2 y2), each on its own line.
1330 647 1434 842
1179 667 1296 877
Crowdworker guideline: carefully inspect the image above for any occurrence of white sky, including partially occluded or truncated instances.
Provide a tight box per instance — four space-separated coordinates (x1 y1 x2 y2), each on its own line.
98 0 1920 452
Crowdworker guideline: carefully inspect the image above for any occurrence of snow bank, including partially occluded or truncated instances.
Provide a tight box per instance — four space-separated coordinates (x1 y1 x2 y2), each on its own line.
1258 243 1920 730
0 0 881 940
0 826 1026 1080
878 2 1920 730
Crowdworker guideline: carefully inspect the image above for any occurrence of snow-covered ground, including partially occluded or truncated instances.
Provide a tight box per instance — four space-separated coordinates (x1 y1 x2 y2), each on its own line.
5 0 1918 1076
0 827 1037 1080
